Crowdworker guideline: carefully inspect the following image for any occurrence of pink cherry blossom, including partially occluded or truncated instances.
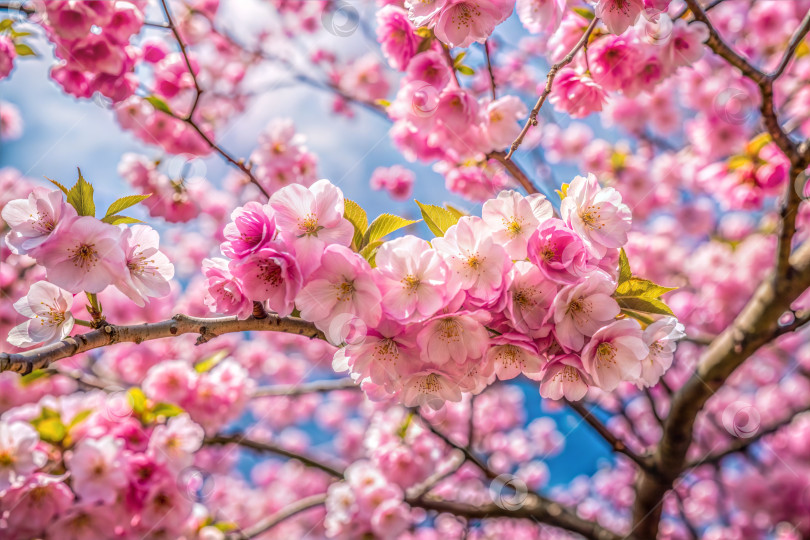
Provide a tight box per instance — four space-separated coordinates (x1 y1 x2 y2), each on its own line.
484 333 545 380
404 0 446 27
0 421 47 492
527 218 596 284
549 69 607 118
416 309 491 365
37 216 127 294
230 244 302 317
596 0 644 35
482 190 553 259
0 36 15 79
116 225 174 307
400 367 465 409
65 435 128 504
7 280 75 348
637 316 685 386
432 216 512 306
552 273 620 351
296 244 382 340
370 165 415 201
581 318 648 391
432 0 513 48
2 188 78 255
504 261 558 335
537 353 591 401
220 201 277 259
1 474 73 538
148 413 204 472
560 173 632 258
374 235 455 323
516 0 565 34
202 258 253 318
269 179 354 276
482 96 528 150
377 5 419 71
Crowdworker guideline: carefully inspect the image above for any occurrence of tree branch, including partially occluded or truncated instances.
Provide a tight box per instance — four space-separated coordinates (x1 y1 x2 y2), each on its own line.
0 313 324 374
631 241 810 537
566 399 655 473
205 433 345 478
505 17 599 160
484 39 497 100
770 9 810 80
487 150 541 195
688 403 810 468
251 378 359 398
227 493 327 540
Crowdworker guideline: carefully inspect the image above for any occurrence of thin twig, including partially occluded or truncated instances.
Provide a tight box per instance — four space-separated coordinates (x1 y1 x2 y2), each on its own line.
505 17 599 160
484 40 497 100
488 150 540 194
769 9 810 80
228 494 327 540
251 378 359 398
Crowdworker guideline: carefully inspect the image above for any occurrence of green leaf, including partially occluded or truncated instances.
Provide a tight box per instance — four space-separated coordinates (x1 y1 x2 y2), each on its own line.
105 194 151 217
146 95 173 115
361 214 419 248
415 200 459 237
31 408 67 445
66 169 95 217
375 99 391 108
213 522 239 533
453 51 466 68
20 369 50 386
344 199 368 250
456 65 475 76
68 409 93 429
360 240 383 266
151 402 184 419
194 349 228 373
100 215 143 225
45 176 69 195
0 19 13 32
615 278 677 300
573 7 595 19
14 43 35 56
445 204 467 219
127 388 148 416
620 309 656 329
618 248 632 285
617 297 674 316
397 412 413 439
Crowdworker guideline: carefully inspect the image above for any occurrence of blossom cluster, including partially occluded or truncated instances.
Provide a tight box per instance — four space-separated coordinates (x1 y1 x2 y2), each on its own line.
39 0 146 102
202 173 683 408
2 184 174 347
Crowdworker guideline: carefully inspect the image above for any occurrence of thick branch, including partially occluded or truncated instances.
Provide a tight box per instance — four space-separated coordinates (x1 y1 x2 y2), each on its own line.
0 313 324 374
505 17 599 160
205 434 344 478
632 242 810 537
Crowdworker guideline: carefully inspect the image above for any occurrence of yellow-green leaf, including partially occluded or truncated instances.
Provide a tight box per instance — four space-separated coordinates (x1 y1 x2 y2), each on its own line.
68 409 93 429
618 248 632 284
344 199 368 251
20 369 50 386
45 176 69 195
453 51 466 68
31 408 66 445
416 200 459 237
14 43 35 56
445 204 467 219
105 194 151 217
620 309 656 329
361 214 419 248
127 387 148 416
360 240 383 266
146 95 173 115
67 169 95 217
573 7 595 19
194 349 228 373
0 19 12 31
151 402 184 419
100 215 143 225
457 65 475 76
615 278 677 299
617 296 674 316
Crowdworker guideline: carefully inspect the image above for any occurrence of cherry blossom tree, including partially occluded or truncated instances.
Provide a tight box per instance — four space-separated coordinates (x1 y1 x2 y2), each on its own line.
1 0 810 539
